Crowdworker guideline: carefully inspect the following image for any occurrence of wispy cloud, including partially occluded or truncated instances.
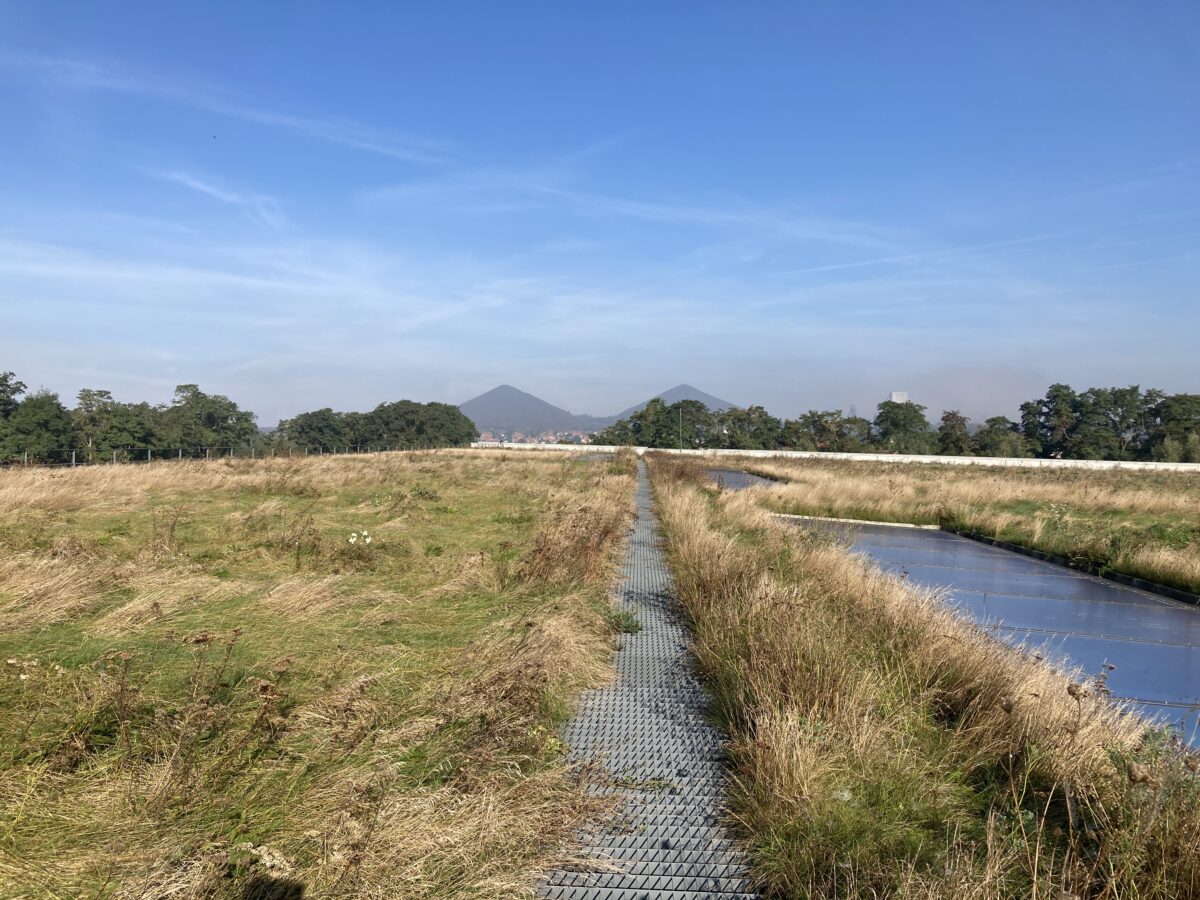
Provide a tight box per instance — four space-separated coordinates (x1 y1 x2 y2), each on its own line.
361 170 907 253
0 53 455 166
772 230 1070 278
153 170 287 229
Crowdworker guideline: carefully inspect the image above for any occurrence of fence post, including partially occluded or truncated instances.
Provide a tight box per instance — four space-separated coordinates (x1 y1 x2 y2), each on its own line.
178 448 182 460
147 448 152 462
71 450 76 467
23 450 28 466
112 449 117 464
206 448 211 461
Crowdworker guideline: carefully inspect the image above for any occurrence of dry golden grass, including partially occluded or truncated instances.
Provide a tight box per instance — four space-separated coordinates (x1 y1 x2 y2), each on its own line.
749 458 1200 517
258 573 349 618
91 572 251 635
0 449 635 898
742 457 1200 594
0 448 566 515
651 459 1200 898
0 551 120 630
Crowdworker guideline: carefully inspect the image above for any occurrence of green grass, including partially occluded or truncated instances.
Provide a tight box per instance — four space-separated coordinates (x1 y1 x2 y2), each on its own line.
0 451 634 897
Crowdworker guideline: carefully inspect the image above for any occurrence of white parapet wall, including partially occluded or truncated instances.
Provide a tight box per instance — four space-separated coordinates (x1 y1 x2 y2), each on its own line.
469 442 1200 473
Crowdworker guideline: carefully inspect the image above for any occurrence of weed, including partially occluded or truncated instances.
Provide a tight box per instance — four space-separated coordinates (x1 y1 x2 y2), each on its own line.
604 607 641 634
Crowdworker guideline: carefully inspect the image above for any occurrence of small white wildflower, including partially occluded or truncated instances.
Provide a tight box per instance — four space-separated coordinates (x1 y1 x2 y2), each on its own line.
348 533 358 544
5 658 16 665
19 673 28 681
364 536 372 544
834 789 852 803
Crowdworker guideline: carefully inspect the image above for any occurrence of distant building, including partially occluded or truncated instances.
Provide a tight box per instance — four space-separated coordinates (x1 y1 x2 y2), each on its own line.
889 391 909 404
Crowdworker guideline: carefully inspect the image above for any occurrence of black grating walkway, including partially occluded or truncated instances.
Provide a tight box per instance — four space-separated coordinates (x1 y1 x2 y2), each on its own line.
540 461 757 900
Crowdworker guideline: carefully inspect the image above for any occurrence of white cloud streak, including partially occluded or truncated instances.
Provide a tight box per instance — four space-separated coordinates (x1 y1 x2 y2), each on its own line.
1 53 455 165
153 170 287 229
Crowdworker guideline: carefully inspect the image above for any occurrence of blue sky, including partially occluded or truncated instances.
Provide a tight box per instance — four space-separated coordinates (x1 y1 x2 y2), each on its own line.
1 2 1197 424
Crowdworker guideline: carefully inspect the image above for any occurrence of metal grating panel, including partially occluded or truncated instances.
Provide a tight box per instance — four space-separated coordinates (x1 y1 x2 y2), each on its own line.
539 461 757 899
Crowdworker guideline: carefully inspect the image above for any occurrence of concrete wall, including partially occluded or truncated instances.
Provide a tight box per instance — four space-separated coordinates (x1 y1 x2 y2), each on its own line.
469 442 1200 473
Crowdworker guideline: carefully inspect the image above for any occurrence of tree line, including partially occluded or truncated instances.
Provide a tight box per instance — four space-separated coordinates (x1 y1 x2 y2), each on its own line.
0 371 477 464
592 384 1200 462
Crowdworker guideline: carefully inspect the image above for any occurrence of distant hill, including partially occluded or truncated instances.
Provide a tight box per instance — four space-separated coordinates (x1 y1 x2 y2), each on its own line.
460 383 738 435
614 384 737 420
459 384 607 434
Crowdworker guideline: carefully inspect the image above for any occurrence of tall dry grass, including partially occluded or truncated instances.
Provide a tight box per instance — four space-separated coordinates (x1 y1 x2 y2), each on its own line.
744 458 1200 594
650 459 1200 898
748 458 1200 518
0 450 636 898
0 448 578 515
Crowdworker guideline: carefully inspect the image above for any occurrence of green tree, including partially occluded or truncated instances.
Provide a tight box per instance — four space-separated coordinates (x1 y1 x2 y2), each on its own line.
71 389 156 460
873 400 934 454
73 389 114 459
974 416 1030 458
1110 385 1158 458
936 410 972 456
1043 383 1079 456
841 416 873 452
367 400 474 448
1018 399 1044 456
3 391 74 461
1067 388 1124 459
778 419 817 450
283 400 477 451
670 400 718 448
418 402 477 447
593 419 635 446
1150 393 1200 459
278 408 348 452
0 371 26 419
160 384 258 451
593 400 766 450
625 398 674 448
799 410 846 450
717 405 782 450
1186 434 1200 464
342 411 370 448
